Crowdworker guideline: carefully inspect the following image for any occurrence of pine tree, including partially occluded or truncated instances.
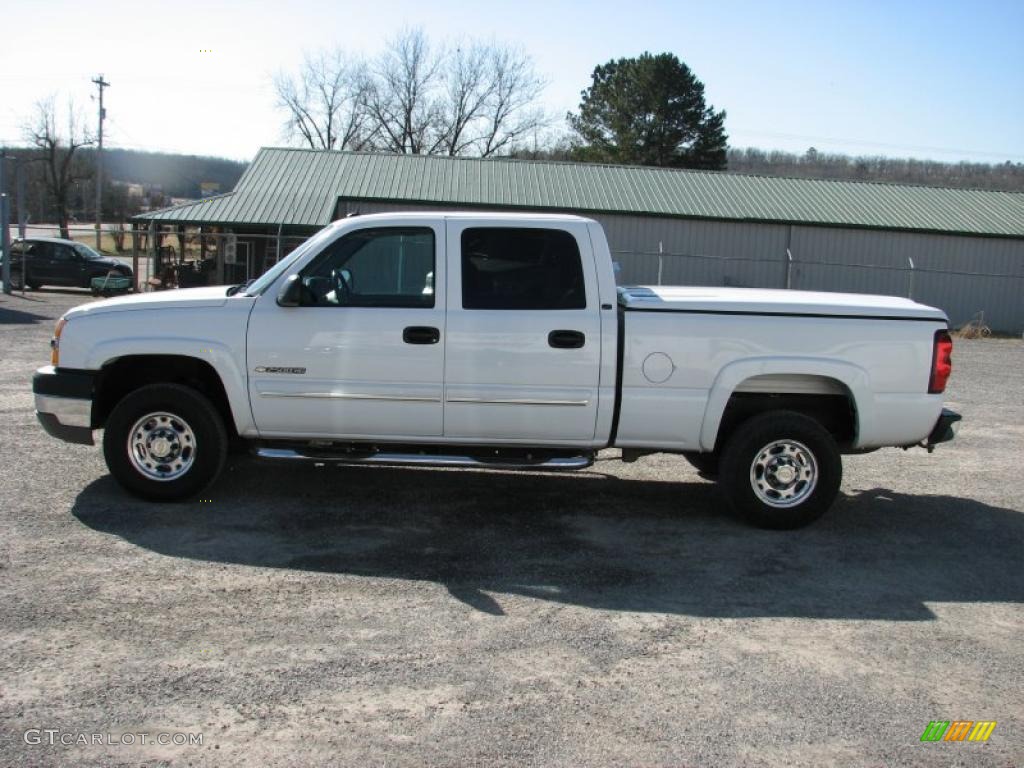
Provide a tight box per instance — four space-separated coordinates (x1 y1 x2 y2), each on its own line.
568 52 728 170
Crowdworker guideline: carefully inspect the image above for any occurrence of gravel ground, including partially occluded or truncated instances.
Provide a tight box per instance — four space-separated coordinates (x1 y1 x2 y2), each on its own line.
1 289 1021 767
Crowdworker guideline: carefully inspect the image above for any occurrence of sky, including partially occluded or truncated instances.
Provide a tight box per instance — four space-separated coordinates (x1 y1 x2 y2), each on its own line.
0 0 1021 164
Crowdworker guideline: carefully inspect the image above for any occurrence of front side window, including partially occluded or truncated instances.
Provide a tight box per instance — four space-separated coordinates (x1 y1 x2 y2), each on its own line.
74 243 104 261
301 227 435 308
461 227 586 310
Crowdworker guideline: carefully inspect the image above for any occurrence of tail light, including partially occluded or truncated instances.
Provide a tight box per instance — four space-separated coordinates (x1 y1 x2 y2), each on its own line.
928 329 953 394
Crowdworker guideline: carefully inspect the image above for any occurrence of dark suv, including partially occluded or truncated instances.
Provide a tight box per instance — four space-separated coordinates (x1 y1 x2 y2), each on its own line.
4 237 133 290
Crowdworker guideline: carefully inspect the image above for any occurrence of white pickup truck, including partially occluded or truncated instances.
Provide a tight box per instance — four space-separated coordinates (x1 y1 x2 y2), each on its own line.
33 212 960 528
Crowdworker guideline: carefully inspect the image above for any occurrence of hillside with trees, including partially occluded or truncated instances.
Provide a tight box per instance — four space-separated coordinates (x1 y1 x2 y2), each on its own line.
98 148 248 199
511 144 1023 192
726 148 1023 192
1 139 248 233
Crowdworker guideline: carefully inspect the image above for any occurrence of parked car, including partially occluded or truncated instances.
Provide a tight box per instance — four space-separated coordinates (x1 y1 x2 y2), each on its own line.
32 212 959 529
4 237 132 290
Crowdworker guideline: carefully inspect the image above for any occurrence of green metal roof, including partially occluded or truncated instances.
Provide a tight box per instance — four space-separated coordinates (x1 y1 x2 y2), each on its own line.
136 147 1024 238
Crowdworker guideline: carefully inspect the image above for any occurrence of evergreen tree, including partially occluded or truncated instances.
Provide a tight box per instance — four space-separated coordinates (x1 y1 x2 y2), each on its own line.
568 52 727 169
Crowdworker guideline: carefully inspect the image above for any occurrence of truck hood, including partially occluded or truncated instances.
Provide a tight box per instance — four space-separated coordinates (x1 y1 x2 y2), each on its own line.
64 286 235 319
619 285 948 321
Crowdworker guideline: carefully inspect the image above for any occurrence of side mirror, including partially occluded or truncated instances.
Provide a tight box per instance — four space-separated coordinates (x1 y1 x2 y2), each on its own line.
276 274 304 307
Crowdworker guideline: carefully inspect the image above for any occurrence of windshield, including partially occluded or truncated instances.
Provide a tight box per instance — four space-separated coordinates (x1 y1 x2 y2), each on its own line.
242 225 340 296
73 243 106 260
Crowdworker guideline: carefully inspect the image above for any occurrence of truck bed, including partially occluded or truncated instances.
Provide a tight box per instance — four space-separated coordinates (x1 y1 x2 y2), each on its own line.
618 285 947 321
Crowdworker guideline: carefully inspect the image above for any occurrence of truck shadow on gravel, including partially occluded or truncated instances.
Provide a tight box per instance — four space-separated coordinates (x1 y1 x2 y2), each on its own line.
0 303 49 325
71 459 1024 620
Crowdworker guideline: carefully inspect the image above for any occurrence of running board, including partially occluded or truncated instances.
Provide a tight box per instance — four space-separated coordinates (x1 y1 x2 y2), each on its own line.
254 447 594 471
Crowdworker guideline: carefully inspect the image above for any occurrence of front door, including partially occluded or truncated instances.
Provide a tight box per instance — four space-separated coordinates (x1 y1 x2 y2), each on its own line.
247 222 445 439
442 220 603 444
51 242 86 286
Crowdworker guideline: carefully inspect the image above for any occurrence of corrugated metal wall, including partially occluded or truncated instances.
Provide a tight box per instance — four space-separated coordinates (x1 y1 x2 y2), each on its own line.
338 199 1024 332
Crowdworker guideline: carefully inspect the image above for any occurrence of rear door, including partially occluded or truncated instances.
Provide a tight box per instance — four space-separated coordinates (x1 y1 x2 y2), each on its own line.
443 219 602 444
23 242 53 284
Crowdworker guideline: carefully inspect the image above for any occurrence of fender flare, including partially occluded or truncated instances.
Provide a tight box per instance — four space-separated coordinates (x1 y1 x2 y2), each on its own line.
86 338 255 436
698 356 874 452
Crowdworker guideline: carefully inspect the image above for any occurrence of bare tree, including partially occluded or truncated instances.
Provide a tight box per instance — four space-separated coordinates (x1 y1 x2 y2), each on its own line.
274 29 549 157
24 97 93 239
363 28 444 154
436 40 491 156
475 43 547 157
274 49 370 150
367 30 548 157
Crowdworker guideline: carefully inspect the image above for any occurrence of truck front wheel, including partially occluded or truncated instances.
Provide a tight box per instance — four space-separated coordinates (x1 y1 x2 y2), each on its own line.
102 383 227 501
719 411 842 529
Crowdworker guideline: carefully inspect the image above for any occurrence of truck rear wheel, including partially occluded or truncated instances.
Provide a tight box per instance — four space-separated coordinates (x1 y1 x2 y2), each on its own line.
719 410 841 529
102 383 227 501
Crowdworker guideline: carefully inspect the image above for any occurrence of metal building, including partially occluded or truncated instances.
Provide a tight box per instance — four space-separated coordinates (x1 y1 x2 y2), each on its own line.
135 148 1024 331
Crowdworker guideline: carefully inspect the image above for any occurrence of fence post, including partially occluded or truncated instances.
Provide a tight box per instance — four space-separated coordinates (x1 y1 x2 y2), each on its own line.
148 221 157 286
907 257 915 299
785 248 793 289
131 228 139 292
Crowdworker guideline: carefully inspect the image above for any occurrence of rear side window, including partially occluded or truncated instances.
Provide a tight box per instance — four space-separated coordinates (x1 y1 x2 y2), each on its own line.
25 242 50 259
461 227 586 310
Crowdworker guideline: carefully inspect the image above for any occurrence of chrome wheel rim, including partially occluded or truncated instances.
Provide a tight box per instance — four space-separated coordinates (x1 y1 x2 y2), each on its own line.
750 439 817 508
127 411 196 482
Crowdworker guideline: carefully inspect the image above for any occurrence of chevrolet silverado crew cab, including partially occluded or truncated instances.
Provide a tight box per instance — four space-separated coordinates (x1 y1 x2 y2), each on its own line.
32 212 960 528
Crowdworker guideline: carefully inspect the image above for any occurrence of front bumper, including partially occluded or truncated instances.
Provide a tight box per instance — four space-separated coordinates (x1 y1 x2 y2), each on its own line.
926 407 962 449
33 366 96 445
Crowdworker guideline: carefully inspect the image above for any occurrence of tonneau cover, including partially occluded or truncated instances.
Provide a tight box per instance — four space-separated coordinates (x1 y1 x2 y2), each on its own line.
618 285 948 321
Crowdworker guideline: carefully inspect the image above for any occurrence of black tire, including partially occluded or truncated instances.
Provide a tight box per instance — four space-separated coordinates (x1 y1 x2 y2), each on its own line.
682 451 719 477
718 410 842 530
8 270 23 290
27 281 41 290
102 383 227 501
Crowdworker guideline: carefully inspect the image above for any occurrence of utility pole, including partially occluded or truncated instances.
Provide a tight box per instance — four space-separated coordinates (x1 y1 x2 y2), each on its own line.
1 149 11 294
16 159 26 238
92 74 110 250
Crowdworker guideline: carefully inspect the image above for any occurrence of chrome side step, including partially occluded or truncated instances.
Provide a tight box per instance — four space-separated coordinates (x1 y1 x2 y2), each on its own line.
254 447 594 471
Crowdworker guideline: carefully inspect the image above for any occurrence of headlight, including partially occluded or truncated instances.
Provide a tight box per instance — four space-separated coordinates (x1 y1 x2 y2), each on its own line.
50 317 67 366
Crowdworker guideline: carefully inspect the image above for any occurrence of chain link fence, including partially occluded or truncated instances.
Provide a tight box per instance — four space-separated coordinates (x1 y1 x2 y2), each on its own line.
4 224 1022 331
611 247 1024 331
